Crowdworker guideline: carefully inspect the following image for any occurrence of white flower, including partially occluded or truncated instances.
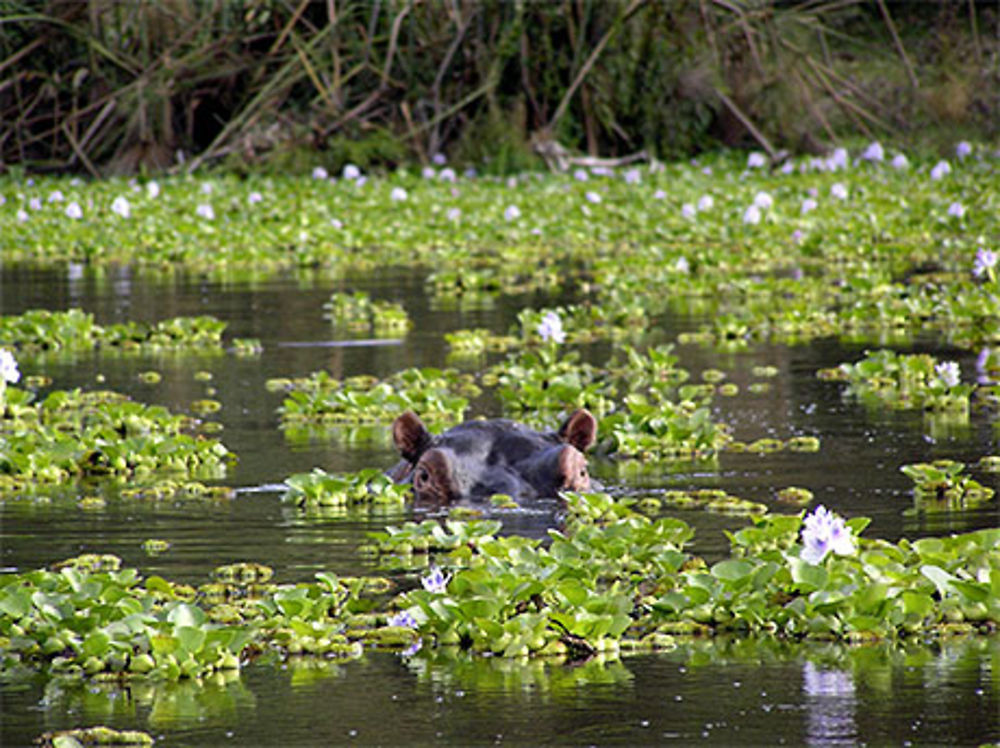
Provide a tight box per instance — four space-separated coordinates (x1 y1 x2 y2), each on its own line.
702 166 713 176
827 147 849 170
653 189 667 200
110 196 131 218
432 152 447 166
330 218 343 229
930 160 951 180
29 197 42 211
48 190 64 203
504 205 521 221
674 257 690 274
801 198 818 214
439 168 456 183
697 195 714 211
585 191 601 204
201 181 214 194
781 161 795 175
342 164 361 180
747 152 767 168
935 361 961 388
248 191 263 204
573 169 589 182
195 203 215 220
623 168 641 184
536 311 565 344
830 183 848 200
743 204 762 225
146 181 160 199
946 202 965 218
65 201 83 219
16 209 28 223
0 348 20 384
861 141 884 162
421 166 436 180
446 207 461 221
955 141 972 159
800 505 856 564
390 187 408 202
753 191 773 210
420 565 451 594
506 176 518 189
891 154 909 170
973 248 997 278
312 166 329 180
681 203 696 219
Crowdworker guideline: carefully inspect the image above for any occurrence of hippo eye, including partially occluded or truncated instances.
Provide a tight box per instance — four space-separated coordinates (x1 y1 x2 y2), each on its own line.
415 467 430 485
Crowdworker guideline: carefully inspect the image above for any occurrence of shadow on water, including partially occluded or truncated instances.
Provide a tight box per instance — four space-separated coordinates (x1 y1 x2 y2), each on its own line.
1 263 998 745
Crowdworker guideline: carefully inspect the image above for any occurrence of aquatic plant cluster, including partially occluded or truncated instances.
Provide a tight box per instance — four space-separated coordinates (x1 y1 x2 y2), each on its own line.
2 497 997 684
0 141 998 685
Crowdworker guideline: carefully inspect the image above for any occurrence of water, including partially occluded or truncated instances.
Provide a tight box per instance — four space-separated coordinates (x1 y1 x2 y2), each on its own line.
1 264 997 746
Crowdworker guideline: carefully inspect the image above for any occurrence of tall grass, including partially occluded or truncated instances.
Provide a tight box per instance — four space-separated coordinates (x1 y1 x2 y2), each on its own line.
0 0 995 175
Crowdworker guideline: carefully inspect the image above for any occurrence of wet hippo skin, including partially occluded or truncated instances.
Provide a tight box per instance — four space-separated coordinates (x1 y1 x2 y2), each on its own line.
388 409 597 507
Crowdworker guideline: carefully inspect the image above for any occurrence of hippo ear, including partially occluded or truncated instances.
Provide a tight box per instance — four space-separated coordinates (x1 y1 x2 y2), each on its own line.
393 411 433 463
558 409 597 452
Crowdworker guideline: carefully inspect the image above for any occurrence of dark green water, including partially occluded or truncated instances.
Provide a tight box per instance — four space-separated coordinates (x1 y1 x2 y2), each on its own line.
1 264 997 746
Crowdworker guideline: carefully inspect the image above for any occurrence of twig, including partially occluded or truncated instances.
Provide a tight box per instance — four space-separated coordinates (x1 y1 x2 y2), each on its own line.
714 88 779 161
61 121 100 178
875 0 918 90
548 0 647 131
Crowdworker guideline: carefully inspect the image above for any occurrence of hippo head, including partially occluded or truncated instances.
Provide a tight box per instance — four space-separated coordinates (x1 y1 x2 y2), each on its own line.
390 410 598 507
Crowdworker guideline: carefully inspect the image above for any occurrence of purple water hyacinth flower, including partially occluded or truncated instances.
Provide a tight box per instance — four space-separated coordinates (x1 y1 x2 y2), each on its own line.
311 166 329 180
747 152 767 168
573 169 589 182
753 191 773 210
65 202 83 219
697 195 714 211
195 203 215 220
421 565 451 594
16 209 28 223
947 202 965 218
342 164 361 180
390 187 408 202
48 190 64 203
0 348 20 384
111 196 131 218
432 152 447 166
504 204 521 221
743 204 762 225
29 197 42 211
861 141 884 162
891 154 909 170
146 181 160 199
653 189 667 200
800 505 856 564
955 141 972 159
930 160 951 180
537 311 565 343
681 203 696 219
623 168 641 184
388 610 418 629
421 166 436 180
248 191 263 205
935 361 961 388
801 198 818 214
439 167 457 183
585 191 602 204
826 147 848 171
446 207 461 221
402 639 423 657
973 248 998 279
830 183 848 200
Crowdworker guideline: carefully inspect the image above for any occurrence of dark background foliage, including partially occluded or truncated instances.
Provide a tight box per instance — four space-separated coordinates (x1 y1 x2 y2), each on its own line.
1 0 996 175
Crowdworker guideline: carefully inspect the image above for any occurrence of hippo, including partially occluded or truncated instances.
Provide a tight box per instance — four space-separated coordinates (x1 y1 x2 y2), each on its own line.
388 409 597 507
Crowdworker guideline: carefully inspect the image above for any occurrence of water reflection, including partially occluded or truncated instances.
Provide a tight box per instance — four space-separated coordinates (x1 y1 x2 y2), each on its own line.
803 661 857 746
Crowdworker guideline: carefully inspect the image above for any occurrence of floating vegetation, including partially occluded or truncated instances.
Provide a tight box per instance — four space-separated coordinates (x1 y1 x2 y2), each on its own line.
640 489 768 516
818 349 976 415
900 460 996 509
776 486 815 506
323 291 411 336
37 725 154 747
0 309 228 353
0 386 235 494
277 367 477 426
282 468 410 508
444 328 518 356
